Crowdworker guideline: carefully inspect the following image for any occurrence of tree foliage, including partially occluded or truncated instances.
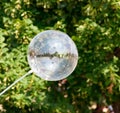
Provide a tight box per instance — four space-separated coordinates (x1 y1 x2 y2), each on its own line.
0 0 120 113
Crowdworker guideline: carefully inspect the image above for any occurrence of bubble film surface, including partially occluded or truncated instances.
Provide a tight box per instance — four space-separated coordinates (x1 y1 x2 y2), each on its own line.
27 30 78 81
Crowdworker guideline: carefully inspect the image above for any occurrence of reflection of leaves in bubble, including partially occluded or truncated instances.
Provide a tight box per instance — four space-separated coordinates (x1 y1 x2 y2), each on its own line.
29 50 36 58
35 51 77 59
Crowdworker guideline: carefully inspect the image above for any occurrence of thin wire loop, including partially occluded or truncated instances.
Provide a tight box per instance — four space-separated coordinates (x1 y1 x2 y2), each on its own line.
0 70 33 96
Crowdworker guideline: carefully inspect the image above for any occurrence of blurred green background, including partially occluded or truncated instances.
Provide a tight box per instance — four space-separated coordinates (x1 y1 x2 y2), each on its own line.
0 0 120 113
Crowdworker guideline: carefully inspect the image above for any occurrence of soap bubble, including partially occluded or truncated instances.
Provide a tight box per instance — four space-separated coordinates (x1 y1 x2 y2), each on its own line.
27 30 78 81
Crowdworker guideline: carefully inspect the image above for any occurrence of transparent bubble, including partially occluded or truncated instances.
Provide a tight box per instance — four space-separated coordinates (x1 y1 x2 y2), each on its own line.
27 30 78 81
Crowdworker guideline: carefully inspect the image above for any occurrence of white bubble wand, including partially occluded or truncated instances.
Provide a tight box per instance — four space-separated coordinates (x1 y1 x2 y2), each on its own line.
0 70 33 96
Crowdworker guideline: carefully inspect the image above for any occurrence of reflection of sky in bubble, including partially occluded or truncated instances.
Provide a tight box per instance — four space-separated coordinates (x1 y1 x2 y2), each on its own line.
33 34 72 54
27 30 78 81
